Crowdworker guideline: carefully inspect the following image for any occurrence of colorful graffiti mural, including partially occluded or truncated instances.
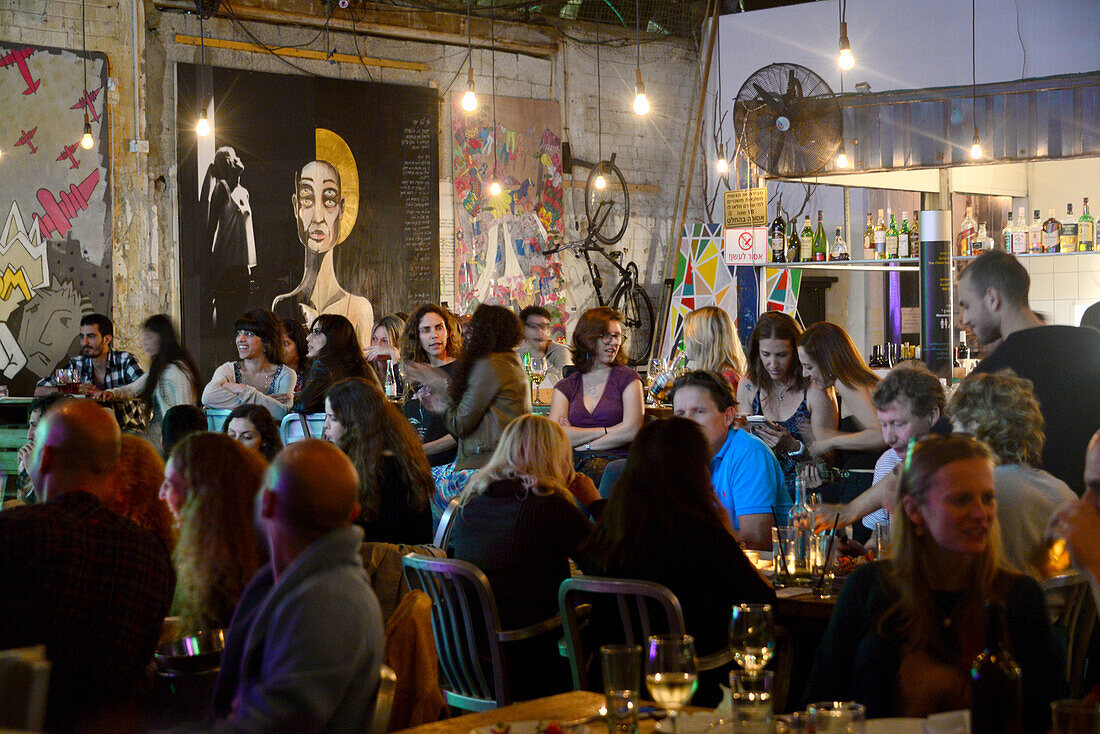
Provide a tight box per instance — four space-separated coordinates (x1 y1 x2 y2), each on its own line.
451 95 570 334
660 223 741 360
0 42 111 392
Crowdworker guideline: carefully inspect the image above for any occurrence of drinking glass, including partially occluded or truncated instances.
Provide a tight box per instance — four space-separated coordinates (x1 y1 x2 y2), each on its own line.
875 521 890 559
772 527 799 588
807 701 865 733
730 670 774 733
644 635 697 734
729 604 774 677
601 644 642 734
528 356 548 405
1052 700 1100 734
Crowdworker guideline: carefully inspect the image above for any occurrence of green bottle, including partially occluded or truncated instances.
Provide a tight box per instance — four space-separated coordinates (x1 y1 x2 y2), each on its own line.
799 215 813 262
898 214 911 258
813 210 827 262
1079 197 1095 252
886 211 899 258
786 221 800 262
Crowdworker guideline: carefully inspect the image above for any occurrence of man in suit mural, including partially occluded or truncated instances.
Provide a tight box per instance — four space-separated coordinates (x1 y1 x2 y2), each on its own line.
201 145 257 331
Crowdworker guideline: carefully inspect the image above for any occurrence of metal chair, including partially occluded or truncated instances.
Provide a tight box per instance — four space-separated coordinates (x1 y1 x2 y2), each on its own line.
1044 572 1098 697
204 408 232 433
367 664 397 734
280 412 327 445
401 553 563 712
432 497 461 550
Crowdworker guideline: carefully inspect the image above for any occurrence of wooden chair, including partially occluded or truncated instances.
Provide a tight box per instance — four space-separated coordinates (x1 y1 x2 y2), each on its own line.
279 412 327 445
401 553 563 712
432 497 461 550
1045 573 1098 697
367 664 397 734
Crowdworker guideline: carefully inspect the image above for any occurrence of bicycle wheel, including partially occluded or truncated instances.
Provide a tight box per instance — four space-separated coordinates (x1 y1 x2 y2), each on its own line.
612 281 655 366
585 160 630 245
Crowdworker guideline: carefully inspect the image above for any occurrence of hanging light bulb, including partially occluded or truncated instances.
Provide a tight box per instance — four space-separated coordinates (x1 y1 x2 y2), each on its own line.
489 180 501 197
715 144 728 174
196 113 211 137
595 174 607 190
836 140 849 168
632 68 650 116
461 65 478 112
80 114 94 150
970 127 983 159
838 22 854 70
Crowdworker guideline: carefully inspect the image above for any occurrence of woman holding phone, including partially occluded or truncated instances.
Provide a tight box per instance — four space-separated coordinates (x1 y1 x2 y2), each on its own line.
736 312 836 498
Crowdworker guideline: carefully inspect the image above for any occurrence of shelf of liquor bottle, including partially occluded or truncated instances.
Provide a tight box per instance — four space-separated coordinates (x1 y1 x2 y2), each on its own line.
953 250 1100 262
762 258 921 272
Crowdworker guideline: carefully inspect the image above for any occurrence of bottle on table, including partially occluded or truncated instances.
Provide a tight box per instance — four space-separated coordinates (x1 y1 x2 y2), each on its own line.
799 216 814 262
384 361 398 399
786 475 815 584
813 211 827 262
909 211 920 257
1029 209 1044 253
868 345 886 368
829 226 849 261
1011 206 1028 254
969 600 1023 734
1001 210 1013 251
957 203 977 256
957 331 970 361
1042 208 1061 253
1060 203 1078 252
786 221 800 263
769 197 787 263
862 212 875 260
886 210 899 258
898 214 911 258
1079 197 1095 252
874 209 887 259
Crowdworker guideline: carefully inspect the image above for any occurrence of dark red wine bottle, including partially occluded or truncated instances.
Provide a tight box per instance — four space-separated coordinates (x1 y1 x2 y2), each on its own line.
970 600 1022 734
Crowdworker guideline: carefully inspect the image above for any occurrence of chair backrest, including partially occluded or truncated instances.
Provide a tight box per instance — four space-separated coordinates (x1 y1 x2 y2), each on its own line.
1045 573 1098 697
558 576 685 691
367 664 397 734
401 552 510 712
0 645 50 731
280 412 327 445
433 497 462 550
205 408 232 433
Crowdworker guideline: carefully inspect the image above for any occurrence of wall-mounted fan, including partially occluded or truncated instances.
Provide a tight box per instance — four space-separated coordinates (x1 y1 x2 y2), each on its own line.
733 63 842 178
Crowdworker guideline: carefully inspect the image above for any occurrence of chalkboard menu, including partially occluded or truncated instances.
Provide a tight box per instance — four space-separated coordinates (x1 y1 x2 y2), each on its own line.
176 64 439 374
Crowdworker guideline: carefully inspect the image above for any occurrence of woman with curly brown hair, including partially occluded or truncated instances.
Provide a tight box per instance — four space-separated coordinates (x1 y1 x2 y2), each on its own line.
947 369 1076 576
160 432 267 632
324 377 433 544
406 304 529 519
549 307 644 482
106 435 175 551
401 304 463 470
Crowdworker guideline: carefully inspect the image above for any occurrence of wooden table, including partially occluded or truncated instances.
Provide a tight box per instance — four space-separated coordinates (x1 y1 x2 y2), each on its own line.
774 586 838 620
394 691 702 734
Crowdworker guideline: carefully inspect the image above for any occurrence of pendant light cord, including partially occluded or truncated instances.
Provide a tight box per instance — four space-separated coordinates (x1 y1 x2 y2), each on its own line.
971 0 977 133
491 9 497 180
467 0 472 73
635 0 640 72
81 0 88 96
596 21 602 162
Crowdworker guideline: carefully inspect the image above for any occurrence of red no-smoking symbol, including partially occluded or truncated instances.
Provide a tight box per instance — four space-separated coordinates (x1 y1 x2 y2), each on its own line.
738 231 754 251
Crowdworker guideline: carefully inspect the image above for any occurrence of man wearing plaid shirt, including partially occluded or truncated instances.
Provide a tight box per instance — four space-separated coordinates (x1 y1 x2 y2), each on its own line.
33 313 143 397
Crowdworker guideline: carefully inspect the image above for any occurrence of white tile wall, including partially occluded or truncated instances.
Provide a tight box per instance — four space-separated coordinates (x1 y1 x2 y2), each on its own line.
1020 254 1100 325
1030 272 1055 301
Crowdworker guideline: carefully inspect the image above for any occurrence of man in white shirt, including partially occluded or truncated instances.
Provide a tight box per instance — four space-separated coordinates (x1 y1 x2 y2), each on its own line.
515 305 571 388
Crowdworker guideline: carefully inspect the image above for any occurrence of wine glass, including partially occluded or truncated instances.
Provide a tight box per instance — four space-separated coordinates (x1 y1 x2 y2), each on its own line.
645 635 697 734
528 356 548 405
729 603 775 678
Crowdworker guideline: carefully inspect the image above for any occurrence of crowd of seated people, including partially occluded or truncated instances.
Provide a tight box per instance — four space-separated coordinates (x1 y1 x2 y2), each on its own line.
2 281 1090 732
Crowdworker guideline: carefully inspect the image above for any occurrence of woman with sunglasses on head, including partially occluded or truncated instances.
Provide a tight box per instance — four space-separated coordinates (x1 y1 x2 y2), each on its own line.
736 311 837 499
804 434 1064 731
797 321 886 504
365 314 406 392
549 307 644 483
291 313 377 414
202 309 296 421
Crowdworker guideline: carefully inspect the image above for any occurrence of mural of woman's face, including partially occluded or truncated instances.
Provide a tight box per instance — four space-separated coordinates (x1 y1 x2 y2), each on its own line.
293 160 344 254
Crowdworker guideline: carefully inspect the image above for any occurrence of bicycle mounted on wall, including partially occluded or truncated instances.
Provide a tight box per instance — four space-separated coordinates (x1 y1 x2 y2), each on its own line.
547 145 655 365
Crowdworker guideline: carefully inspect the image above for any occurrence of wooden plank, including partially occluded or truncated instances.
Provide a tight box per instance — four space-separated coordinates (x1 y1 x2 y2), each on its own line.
173 33 430 72
563 179 660 195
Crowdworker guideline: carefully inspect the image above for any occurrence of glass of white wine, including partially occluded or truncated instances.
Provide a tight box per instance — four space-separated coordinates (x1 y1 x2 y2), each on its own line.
528 356 548 405
729 603 775 678
645 635 697 734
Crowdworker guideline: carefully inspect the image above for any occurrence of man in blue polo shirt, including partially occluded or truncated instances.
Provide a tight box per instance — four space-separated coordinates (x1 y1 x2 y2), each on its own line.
672 371 786 550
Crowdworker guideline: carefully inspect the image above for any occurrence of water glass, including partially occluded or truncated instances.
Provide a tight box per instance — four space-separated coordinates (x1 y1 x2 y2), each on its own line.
729 603 774 676
601 644 642 734
810 533 836 598
772 526 796 587
1052 700 1100 734
806 701 865 733
875 522 891 559
730 670 773 733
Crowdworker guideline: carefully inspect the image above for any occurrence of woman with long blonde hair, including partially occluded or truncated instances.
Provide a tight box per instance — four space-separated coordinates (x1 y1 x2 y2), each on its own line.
683 306 747 388
161 432 267 632
804 434 1064 729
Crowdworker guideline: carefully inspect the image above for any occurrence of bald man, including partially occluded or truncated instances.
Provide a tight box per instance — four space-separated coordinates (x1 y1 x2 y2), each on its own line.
204 439 384 733
0 399 175 731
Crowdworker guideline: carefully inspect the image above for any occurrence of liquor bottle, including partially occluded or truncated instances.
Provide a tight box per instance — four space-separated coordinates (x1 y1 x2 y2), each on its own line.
786 474 814 583
786 221 800 263
974 223 988 253
800 216 814 262
769 198 787 263
812 211 827 262
898 214 911 258
970 600 1023 734
867 345 885 368
1042 208 1061 253
885 210 899 258
957 331 970 361
1011 207 1028 254
874 209 887 259
1060 203 1078 252
957 203 977 257
909 211 920 258
862 213 875 260
1079 197 1095 252
1029 209 1043 253
1001 210 1013 251
829 226 849 260
384 361 398 399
